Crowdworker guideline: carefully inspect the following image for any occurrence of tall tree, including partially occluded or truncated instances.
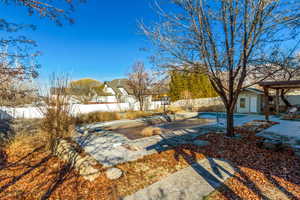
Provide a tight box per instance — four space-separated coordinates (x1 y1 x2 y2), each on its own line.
141 0 300 136
169 70 217 101
127 62 154 111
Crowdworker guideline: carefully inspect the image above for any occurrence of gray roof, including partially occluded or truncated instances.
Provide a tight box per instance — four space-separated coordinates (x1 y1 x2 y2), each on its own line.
105 79 133 95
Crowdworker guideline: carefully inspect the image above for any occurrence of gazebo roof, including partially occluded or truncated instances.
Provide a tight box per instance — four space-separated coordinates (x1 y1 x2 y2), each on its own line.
259 80 300 89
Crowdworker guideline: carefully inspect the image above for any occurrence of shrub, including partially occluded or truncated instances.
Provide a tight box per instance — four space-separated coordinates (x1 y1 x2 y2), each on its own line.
140 127 162 137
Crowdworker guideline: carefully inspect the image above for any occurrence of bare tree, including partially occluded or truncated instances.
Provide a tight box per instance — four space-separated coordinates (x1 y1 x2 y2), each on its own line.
262 50 300 107
0 0 85 105
0 35 39 107
141 0 300 136
127 62 154 111
1 0 85 25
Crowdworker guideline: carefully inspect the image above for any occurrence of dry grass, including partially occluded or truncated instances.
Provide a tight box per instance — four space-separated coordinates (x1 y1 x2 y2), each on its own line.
75 111 162 125
123 111 158 120
74 112 121 125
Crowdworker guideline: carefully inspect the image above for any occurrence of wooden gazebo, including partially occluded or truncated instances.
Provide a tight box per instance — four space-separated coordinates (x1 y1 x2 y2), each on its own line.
259 80 300 121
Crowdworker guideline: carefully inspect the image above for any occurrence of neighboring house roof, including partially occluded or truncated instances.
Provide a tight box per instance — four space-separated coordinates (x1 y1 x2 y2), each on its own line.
104 79 133 95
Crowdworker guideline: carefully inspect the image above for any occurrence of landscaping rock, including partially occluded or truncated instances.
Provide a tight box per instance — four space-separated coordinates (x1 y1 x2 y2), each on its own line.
291 145 300 158
79 165 101 182
262 139 282 150
106 167 123 180
55 139 101 181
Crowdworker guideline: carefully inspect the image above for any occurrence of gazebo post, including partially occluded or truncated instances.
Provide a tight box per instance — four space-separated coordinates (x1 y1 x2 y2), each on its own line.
259 80 300 117
263 86 270 121
275 89 280 115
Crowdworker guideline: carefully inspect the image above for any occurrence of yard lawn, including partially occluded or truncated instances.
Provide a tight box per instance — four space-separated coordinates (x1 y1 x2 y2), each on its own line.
0 124 299 200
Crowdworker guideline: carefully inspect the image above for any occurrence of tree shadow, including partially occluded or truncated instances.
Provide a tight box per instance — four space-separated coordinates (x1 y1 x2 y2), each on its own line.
145 126 300 200
0 133 107 200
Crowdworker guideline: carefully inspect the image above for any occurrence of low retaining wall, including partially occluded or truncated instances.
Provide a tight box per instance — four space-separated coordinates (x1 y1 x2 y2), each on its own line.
54 139 101 181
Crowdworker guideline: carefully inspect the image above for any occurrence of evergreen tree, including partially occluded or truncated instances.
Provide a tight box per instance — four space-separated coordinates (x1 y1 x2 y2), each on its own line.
169 70 217 101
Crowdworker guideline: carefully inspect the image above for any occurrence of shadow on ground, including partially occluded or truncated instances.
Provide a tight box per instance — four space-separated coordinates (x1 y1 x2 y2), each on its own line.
145 126 300 200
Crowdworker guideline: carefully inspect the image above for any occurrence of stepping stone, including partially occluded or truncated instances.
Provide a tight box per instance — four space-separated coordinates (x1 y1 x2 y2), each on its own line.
123 158 235 200
262 139 283 150
106 167 123 180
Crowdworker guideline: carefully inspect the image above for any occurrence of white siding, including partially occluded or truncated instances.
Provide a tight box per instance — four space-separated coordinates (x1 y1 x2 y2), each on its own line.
103 85 116 95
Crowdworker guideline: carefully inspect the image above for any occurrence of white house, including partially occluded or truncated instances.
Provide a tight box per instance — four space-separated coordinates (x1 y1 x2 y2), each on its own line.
101 79 136 104
236 88 264 113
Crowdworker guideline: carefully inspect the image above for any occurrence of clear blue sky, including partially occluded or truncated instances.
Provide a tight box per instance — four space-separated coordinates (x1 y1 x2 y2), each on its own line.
1 0 156 82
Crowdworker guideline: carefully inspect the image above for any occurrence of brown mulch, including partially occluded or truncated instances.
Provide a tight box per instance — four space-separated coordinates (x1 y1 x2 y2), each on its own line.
0 121 299 200
0 145 195 200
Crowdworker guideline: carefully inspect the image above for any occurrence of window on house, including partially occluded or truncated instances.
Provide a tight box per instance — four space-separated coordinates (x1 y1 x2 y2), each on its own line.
240 98 246 108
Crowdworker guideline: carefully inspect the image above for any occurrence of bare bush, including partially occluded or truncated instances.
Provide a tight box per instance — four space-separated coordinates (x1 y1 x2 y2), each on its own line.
38 75 75 152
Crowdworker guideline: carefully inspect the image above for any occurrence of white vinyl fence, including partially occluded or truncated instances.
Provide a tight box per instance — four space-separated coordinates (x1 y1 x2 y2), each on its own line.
0 101 165 119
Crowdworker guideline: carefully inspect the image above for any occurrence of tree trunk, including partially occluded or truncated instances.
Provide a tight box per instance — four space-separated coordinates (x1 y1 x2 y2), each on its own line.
280 89 292 108
139 98 144 111
226 108 235 137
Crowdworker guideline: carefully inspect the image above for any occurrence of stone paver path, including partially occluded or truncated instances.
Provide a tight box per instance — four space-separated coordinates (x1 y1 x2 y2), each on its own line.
75 126 218 167
123 158 235 200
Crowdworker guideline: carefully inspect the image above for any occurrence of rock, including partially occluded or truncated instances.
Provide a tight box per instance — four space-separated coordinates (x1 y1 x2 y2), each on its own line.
79 165 100 181
225 134 242 139
165 138 189 146
55 139 101 181
192 140 210 147
106 167 123 180
262 139 282 150
291 145 300 158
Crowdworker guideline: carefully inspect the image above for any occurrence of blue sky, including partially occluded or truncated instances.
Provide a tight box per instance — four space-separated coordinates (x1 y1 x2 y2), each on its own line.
1 0 156 82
